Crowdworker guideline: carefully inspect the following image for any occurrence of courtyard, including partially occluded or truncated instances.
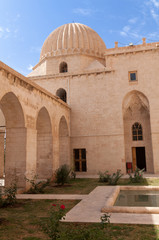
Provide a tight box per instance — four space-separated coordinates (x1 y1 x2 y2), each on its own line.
1 176 159 239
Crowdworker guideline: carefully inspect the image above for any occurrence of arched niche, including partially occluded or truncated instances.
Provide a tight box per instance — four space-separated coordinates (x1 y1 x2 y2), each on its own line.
56 88 67 103
0 92 26 189
59 62 68 73
59 116 70 167
36 107 53 180
122 90 154 173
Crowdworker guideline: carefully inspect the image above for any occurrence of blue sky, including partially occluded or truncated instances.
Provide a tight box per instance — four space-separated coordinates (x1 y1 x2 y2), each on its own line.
0 0 159 75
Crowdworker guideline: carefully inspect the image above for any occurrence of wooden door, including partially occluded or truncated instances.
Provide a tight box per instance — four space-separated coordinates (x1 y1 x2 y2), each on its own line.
132 147 136 171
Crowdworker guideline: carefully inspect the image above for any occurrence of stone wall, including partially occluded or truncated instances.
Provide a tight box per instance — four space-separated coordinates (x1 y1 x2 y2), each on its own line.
29 41 159 174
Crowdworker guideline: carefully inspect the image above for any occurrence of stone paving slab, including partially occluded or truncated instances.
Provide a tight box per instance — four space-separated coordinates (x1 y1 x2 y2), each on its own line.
64 186 114 223
16 194 87 200
64 186 159 225
16 186 159 225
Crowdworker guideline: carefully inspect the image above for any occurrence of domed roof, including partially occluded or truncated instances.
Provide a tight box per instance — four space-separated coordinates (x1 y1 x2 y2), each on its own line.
40 23 106 60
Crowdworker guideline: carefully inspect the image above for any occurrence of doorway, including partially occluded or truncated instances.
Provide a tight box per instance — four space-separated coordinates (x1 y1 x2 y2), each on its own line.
132 147 146 171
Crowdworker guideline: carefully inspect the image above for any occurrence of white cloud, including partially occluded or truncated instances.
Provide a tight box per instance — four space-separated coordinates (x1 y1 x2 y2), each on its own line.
73 8 93 16
119 23 142 40
123 26 130 32
120 25 130 36
128 17 138 24
150 8 159 21
6 28 10 33
114 1 159 44
0 27 3 32
130 32 141 39
27 64 33 71
120 31 127 37
150 0 159 8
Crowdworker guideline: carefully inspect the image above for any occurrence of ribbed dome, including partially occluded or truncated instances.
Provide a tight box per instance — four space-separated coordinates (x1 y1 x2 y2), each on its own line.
40 23 106 60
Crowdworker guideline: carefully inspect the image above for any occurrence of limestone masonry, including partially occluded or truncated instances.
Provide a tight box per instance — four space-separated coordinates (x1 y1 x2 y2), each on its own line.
0 22 158 190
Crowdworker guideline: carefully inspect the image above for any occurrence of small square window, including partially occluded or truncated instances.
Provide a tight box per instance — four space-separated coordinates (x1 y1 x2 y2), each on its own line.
129 71 137 82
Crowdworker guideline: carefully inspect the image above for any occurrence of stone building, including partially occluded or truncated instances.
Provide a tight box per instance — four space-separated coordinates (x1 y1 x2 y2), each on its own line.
0 22 159 189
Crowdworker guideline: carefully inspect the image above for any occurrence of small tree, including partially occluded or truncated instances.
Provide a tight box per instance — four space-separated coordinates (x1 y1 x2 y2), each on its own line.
55 164 71 186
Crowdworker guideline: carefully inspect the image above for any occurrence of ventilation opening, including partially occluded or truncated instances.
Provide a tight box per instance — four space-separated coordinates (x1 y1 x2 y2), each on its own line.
59 62 68 73
56 88 67 103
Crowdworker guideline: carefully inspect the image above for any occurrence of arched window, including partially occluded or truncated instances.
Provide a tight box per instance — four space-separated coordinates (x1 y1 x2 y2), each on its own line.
56 88 67 103
59 62 68 73
132 122 143 141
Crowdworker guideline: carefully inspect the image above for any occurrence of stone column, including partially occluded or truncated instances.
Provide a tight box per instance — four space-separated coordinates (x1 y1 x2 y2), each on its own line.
25 128 37 190
53 131 60 171
0 130 5 178
5 127 27 191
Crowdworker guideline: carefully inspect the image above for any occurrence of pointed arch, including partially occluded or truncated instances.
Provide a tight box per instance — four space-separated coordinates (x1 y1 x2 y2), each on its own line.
0 92 25 128
122 90 154 173
0 92 26 188
36 107 53 180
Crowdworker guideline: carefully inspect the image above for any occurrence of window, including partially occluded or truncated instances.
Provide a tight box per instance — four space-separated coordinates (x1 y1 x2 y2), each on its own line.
129 71 137 82
56 88 67 103
132 122 143 141
59 62 68 73
74 149 87 172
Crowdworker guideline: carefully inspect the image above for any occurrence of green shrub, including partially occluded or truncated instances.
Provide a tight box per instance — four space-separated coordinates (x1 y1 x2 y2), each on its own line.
4 182 17 206
98 171 110 182
108 170 123 185
129 168 144 183
25 174 51 194
0 188 4 208
0 181 17 207
55 164 71 186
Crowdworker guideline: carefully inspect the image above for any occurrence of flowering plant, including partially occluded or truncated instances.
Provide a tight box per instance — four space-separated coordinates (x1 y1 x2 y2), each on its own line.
129 168 144 183
98 171 110 182
42 203 66 240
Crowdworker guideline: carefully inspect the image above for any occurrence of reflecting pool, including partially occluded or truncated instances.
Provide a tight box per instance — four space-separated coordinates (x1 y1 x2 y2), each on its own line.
115 190 159 207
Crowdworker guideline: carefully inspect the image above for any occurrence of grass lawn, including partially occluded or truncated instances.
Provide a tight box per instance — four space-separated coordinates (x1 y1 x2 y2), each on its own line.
1 177 159 239
0 199 159 240
40 177 159 194
0 199 78 240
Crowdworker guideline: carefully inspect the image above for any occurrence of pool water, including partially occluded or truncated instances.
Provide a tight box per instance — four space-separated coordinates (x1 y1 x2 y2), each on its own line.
114 190 159 207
